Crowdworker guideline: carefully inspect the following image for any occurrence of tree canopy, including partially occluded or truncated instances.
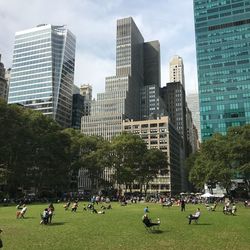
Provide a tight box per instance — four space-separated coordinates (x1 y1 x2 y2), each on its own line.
187 125 250 196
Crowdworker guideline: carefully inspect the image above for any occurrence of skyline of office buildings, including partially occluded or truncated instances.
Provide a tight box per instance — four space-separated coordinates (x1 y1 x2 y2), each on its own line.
194 0 250 141
7 24 76 128
81 17 162 140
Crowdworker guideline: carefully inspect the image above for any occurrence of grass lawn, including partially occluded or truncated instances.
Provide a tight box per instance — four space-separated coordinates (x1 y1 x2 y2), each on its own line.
0 202 250 250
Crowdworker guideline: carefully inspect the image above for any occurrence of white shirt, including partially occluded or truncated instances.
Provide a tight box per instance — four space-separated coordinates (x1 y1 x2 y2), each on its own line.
194 211 200 218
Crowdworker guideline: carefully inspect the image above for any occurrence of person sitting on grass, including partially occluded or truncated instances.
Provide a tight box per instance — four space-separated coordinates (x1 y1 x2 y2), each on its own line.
232 204 237 215
188 208 201 224
142 214 160 227
71 201 78 212
17 204 27 219
63 201 71 211
144 206 149 213
40 208 49 225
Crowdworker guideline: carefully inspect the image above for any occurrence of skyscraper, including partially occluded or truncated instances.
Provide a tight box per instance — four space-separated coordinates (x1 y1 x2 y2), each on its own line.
8 24 76 128
82 17 161 140
186 93 201 140
80 84 92 116
169 55 185 88
193 0 250 141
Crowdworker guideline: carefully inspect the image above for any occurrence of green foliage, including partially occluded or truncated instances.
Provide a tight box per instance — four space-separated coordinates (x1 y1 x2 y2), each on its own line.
0 100 168 197
138 148 168 195
110 132 167 194
0 101 71 196
111 132 148 188
188 125 250 194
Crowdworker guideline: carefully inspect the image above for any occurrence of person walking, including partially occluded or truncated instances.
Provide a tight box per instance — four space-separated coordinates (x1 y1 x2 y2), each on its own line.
181 199 185 212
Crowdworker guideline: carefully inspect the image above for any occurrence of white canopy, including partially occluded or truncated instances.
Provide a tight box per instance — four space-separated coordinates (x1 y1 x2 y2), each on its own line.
213 193 225 198
201 192 214 198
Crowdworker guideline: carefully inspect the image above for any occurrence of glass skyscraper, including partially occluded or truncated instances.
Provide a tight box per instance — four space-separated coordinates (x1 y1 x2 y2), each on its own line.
8 24 76 128
193 0 250 141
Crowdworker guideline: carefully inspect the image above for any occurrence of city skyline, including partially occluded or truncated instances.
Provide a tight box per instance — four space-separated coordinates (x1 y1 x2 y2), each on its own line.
0 0 198 98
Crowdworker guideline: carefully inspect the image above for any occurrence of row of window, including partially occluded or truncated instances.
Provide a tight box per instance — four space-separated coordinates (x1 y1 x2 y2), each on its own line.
11 65 52 78
10 82 51 92
9 87 52 98
12 55 52 68
13 47 51 59
8 92 52 103
10 72 52 83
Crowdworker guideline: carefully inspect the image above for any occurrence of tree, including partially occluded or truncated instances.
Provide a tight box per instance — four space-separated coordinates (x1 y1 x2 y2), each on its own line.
137 148 168 195
111 132 147 192
0 101 36 196
0 99 72 197
81 137 111 193
189 133 233 193
227 125 250 195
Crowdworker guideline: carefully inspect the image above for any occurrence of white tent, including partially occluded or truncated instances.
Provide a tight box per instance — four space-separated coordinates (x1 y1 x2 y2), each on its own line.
201 192 214 198
213 193 225 198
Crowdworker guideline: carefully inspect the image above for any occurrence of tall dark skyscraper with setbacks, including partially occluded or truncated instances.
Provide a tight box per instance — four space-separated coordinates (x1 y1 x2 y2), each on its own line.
193 0 250 141
82 17 161 140
8 24 76 128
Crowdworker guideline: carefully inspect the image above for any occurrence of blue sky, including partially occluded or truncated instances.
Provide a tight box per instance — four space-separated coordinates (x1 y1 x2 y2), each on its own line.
0 0 198 97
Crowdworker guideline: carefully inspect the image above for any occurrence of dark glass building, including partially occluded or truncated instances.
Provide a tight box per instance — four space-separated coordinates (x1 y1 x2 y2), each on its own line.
193 0 250 141
72 93 85 130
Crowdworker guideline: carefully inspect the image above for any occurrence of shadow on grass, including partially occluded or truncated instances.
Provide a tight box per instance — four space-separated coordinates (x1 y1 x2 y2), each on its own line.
48 222 66 226
192 223 212 226
148 229 164 234
21 217 36 219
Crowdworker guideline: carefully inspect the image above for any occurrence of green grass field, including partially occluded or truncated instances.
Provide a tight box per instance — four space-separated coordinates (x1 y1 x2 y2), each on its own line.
0 202 249 250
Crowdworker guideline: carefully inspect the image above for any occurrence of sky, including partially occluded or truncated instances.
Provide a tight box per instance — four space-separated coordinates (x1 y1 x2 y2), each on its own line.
0 0 198 98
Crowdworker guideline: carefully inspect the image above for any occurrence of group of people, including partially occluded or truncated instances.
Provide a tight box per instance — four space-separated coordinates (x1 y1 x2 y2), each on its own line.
223 202 237 215
40 203 55 225
142 205 201 227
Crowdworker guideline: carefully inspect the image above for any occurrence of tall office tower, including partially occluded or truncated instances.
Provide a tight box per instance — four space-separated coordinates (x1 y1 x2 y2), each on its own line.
160 81 187 190
160 82 187 145
82 17 159 140
186 93 201 140
144 41 161 87
140 41 163 119
193 0 250 141
8 24 76 128
0 55 8 101
80 84 92 116
169 55 185 88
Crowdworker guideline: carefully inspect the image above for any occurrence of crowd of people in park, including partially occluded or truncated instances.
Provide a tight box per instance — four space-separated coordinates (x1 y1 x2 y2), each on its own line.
8 194 249 232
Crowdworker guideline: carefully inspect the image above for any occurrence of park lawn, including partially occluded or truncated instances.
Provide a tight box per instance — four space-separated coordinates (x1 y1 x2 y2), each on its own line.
0 202 250 250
